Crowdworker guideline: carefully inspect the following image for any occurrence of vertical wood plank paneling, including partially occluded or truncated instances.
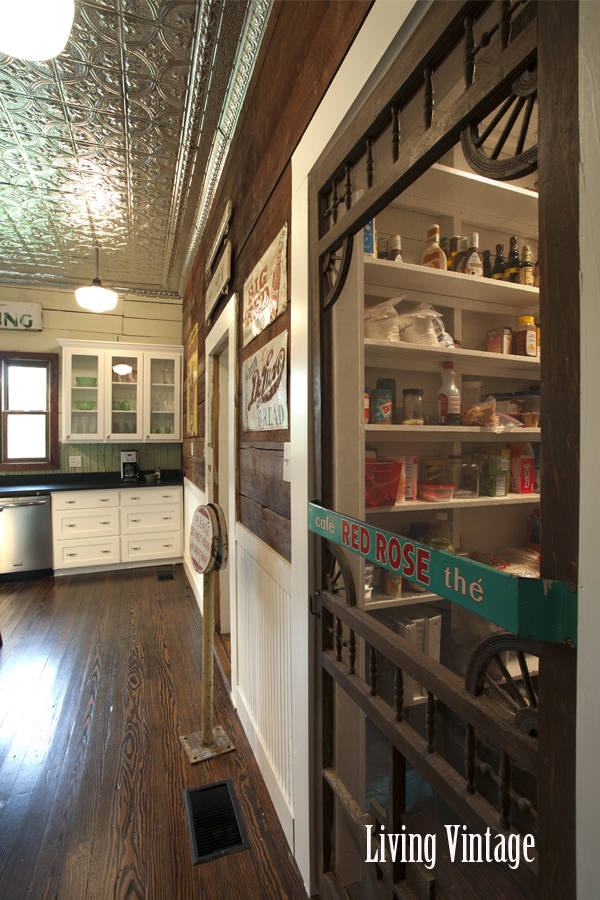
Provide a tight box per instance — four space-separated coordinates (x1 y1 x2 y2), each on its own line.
236 544 293 808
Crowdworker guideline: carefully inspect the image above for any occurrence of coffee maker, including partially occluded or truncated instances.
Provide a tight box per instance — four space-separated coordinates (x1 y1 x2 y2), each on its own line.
121 450 140 482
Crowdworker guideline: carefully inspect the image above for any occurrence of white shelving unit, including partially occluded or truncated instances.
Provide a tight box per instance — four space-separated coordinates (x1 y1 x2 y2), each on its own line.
332 162 541 625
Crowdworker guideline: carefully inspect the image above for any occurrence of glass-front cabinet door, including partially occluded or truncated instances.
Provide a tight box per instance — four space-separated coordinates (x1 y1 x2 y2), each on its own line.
63 348 105 442
143 351 181 440
104 351 144 442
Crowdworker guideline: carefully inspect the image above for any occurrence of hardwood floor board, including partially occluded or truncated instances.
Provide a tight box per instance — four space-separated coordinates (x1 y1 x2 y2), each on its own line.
0 574 112 899
29 572 130 900
0 565 308 900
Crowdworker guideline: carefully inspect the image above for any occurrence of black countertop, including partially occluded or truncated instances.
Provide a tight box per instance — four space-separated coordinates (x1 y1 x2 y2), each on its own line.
0 469 184 498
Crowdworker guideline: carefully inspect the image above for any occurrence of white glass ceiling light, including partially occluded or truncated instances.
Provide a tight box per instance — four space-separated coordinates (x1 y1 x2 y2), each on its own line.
76 247 118 313
0 0 75 61
113 364 132 376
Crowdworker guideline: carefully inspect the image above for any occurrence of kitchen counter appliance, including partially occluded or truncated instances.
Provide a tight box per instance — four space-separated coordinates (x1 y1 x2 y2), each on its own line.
121 450 140 482
0 495 52 578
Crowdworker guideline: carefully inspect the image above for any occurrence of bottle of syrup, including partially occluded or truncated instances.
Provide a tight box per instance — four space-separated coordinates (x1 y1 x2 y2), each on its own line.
519 244 534 285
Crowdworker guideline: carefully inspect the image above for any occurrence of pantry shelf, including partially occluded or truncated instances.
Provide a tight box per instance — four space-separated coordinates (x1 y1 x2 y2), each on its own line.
366 591 441 610
364 338 541 378
389 163 539 239
365 424 540 443
366 492 541 514
364 257 539 312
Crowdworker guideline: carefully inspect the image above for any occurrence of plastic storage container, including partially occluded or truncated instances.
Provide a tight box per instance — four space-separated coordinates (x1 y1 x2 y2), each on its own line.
417 481 456 502
365 459 402 507
402 388 424 425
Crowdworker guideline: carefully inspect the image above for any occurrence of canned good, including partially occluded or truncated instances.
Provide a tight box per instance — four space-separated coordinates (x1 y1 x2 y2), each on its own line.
370 389 392 422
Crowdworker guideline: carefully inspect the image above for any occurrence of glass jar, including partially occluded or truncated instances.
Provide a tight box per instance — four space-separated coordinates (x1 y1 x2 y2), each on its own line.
444 455 463 488
458 454 479 498
402 388 424 425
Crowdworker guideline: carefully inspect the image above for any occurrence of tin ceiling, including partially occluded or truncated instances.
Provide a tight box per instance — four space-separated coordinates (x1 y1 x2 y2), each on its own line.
0 0 270 299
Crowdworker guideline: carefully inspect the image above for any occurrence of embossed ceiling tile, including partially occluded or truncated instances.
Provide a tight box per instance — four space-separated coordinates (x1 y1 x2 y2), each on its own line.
80 6 121 44
155 60 189 107
52 56 90 85
160 4 197 33
160 26 194 60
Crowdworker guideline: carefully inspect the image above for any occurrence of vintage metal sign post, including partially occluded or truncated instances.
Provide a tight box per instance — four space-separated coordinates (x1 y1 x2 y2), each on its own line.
181 503 233 763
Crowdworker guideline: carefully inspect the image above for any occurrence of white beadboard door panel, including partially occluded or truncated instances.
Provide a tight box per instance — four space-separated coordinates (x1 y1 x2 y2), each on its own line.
234 538 294 845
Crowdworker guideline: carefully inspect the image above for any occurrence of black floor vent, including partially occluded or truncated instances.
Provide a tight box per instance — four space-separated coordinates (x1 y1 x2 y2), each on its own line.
157 570 174 581
184 779 249 864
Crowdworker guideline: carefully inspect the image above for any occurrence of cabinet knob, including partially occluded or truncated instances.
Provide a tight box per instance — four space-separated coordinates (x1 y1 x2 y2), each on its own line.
162 516 172 520
100 499 109 502
101 550 111 554
131 518 140 523
66 524 76 528
147 435 150 439
100 521 110 525
66 552 77 557
163 544 173 548
67 500 76 504
132 546 141 551
67 435 70 439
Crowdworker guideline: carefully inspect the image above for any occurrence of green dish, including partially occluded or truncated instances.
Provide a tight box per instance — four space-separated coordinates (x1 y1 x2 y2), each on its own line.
75 376 97 386
75 400 96 410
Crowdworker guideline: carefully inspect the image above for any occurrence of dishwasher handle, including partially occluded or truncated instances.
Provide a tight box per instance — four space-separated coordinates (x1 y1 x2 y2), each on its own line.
0 499 50 509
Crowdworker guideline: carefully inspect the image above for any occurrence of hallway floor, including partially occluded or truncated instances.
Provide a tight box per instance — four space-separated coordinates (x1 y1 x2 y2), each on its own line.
0 565 308 900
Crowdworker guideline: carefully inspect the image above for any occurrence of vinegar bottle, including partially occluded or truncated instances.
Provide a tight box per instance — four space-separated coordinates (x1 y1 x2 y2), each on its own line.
437 361 461 425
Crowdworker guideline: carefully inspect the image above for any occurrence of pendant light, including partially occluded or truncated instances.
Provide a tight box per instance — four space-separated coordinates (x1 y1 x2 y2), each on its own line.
0 0 75 61
76 247 118 313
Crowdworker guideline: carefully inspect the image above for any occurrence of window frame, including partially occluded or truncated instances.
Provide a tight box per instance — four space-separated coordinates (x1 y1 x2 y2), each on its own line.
0 351 59 471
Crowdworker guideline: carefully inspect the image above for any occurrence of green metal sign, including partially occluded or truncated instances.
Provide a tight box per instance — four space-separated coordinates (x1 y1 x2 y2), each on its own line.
308 502 577 646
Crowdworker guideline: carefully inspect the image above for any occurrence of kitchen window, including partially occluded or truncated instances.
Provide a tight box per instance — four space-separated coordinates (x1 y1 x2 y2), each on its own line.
0 352 59 470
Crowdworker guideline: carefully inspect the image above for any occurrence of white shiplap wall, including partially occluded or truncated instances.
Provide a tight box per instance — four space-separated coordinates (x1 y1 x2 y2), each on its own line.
0 284 182 353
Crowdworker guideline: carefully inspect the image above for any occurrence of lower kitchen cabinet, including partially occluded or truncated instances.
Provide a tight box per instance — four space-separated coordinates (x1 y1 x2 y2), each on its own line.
51 486 183 574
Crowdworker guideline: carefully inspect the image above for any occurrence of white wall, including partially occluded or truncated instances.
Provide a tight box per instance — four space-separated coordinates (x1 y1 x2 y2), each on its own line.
290 1 426 891
577 3 600 896
0 284 182 354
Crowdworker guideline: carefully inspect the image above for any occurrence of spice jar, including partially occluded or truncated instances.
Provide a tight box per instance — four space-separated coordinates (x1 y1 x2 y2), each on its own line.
402 388 424 425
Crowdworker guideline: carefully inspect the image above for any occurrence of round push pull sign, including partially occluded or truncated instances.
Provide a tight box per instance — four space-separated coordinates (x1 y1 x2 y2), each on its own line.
189 505 220 574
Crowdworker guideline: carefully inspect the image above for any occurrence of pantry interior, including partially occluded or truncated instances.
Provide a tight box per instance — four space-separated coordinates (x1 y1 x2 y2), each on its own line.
322 35 547 882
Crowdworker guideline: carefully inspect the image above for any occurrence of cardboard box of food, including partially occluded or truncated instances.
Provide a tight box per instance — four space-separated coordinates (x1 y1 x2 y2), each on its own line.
487 447 511 474
479 473 508 497
507 442 536 493
487 326 512 354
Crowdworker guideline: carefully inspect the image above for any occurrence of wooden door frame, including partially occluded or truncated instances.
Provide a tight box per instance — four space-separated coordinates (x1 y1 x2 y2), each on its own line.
309 2 579 897
205 294 238 661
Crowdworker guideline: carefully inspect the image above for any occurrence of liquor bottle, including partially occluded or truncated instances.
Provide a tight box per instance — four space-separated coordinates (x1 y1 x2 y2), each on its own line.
421 224 447 269
462 232 483 276
504 236 521 283
519 244 534 285
533 254 540 288
482 249 492 278
491 243 506 280
389 234 403 262
447 235 459 270
440 237 449 260
454 237 469 273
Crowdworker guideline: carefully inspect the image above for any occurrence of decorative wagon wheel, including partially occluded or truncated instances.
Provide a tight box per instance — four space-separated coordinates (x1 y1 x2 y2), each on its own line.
465 633 539 737
323 540 357 608
321 234 353 311
461 63 538 182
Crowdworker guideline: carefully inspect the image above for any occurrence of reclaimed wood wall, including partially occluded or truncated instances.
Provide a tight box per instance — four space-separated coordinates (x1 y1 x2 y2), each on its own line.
182 0 371 561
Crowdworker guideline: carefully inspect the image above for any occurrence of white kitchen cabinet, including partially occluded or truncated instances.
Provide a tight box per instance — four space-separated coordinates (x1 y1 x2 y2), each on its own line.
141 350 182 441
51 485 183 574
334 163 541 613
58 340 183 443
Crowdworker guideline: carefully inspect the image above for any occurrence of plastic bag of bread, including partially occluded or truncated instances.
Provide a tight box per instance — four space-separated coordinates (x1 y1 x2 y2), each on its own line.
460 396 498 427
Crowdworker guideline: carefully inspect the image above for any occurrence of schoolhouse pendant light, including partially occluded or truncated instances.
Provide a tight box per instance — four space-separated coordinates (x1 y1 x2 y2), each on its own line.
76 247 118 313
0 0 75 61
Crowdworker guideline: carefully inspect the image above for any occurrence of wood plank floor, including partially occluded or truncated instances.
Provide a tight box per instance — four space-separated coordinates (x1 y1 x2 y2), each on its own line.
0 566 308 900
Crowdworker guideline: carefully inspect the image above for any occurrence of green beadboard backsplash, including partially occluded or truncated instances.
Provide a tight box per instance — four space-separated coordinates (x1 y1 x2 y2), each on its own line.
0 442 182 477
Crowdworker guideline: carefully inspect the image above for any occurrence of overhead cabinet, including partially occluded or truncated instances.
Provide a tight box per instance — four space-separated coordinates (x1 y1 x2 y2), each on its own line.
58 339 183 443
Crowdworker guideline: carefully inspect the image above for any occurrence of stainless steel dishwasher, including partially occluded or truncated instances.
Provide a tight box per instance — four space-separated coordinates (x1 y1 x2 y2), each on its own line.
0 495 52 577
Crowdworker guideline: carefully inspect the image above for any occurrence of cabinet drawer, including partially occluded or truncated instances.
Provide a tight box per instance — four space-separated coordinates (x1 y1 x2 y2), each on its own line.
52 490 119 510
121 533 182 562
56 536 120 568
120 505 181 534
54 508 120 539
120 487 182 507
